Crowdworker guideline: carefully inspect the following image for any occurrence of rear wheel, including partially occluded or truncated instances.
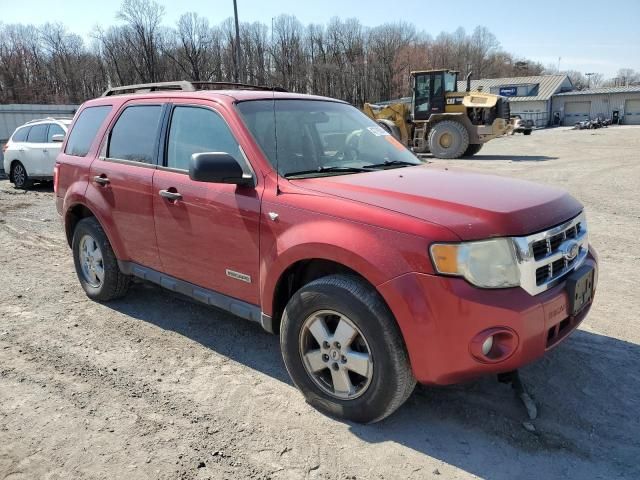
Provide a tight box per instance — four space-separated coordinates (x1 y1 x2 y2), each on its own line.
280 275 416 423
462 143 483 157
428 120 469 159
72 217 130 301
523 130 532 135
11 161 31 189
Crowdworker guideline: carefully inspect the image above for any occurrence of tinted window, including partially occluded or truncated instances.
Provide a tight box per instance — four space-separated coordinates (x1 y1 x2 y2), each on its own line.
166 106 243 171
47 123 65 142
65 105 112 157
108 105 162 164
12 126 30 142
27 124 48 143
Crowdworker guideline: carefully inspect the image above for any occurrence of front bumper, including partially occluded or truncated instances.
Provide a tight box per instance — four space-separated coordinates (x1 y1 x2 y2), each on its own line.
378 248 598 385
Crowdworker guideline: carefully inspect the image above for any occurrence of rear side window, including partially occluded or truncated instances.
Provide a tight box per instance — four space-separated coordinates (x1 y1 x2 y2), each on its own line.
166 106 243 171
27 124 48 143
12 126 30 142
47 124 65 142
108 105 163 164
65 105 111 157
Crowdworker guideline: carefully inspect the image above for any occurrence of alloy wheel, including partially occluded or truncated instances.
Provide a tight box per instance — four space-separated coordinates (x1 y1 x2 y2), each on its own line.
79 234 105 288
299 310 373 400
13 164 26 187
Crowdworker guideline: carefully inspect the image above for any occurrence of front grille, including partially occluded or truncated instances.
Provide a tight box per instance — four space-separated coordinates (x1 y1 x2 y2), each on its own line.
513 213 588 296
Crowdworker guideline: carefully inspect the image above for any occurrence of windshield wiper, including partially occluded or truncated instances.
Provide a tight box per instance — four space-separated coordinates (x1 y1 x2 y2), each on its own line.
363 160 420 169
283 166 370 178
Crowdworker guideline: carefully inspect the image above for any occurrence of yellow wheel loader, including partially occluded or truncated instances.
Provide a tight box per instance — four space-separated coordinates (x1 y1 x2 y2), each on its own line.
363 69 514 159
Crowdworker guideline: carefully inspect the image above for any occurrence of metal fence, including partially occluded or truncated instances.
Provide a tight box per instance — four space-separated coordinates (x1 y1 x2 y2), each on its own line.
514 111 549 128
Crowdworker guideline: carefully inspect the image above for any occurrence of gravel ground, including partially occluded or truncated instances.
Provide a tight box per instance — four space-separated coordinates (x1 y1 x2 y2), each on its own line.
1 126 639 480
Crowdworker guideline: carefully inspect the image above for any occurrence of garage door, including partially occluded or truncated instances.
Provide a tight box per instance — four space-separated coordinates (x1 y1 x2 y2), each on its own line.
563 102 591 125
624 99 640 125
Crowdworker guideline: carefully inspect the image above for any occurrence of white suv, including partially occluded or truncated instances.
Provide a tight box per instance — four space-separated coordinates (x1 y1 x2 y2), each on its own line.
3 118 72 188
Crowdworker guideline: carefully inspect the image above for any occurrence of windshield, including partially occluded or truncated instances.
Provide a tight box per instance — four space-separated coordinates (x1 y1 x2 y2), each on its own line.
236 100 422 177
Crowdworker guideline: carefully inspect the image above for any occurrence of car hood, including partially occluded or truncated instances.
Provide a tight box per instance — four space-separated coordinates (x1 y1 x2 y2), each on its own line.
289 165 583 240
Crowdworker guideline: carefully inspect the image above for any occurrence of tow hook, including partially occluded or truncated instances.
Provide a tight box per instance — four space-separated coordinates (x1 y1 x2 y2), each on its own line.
498 370 538 421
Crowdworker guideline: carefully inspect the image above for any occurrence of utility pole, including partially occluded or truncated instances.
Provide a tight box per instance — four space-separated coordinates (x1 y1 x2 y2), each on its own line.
233 0 242 83
585 72 595 89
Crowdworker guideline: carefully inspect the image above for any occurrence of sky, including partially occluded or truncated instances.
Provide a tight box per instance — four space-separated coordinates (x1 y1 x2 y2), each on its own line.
1 0 638 78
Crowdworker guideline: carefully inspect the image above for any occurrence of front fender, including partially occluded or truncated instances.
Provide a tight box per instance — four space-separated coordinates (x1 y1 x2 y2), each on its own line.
260 206 433 316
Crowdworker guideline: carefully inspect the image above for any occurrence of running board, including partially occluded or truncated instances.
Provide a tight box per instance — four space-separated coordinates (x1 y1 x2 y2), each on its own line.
118 261 265 328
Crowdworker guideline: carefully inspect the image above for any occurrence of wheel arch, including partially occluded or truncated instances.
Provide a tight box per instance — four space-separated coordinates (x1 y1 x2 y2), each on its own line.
267 257 394 336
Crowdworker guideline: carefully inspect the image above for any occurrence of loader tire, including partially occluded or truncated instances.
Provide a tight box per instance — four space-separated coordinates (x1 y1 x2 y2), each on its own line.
462 143 483 157
428 120 469 159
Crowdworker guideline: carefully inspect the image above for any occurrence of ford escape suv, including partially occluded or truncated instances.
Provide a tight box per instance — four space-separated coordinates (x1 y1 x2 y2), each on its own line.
55 81 598 423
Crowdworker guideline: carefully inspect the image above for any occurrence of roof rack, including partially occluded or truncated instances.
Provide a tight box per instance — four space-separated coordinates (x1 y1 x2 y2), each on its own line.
24 116 74 125
101 81 288 97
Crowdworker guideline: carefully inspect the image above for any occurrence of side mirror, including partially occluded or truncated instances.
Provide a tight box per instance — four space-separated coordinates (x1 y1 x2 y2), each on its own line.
51 134 65 142
189 152 253 186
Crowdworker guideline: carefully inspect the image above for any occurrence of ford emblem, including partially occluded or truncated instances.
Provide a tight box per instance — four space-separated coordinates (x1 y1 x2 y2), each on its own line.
560 240 580 261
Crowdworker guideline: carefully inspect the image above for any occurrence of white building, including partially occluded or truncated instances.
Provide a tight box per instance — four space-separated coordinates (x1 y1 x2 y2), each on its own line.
458 75 572 127
551 87 640 125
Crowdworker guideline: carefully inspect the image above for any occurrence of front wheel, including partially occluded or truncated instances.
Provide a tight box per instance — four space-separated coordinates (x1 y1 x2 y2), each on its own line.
72 217 130 301
462 143 483 157
428 120 470 159
280 275 416 423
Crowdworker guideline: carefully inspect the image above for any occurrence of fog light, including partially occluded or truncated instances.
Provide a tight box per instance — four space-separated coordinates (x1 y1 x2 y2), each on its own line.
481 335 494 355
470 327 519 363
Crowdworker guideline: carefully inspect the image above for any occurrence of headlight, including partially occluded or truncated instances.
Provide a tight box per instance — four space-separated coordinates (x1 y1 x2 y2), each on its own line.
430 238 520 288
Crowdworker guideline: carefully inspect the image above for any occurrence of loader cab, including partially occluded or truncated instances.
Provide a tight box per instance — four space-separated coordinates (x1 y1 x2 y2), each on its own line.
411 70 459 121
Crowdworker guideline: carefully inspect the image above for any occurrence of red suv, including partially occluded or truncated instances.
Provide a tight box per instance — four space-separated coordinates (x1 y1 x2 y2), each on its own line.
55 81 598 423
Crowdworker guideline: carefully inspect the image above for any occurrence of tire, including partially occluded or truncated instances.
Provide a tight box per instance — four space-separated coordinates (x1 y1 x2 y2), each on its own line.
11 161 32 189
523 130 532 135
72 217 130 301
462 143 483 157
428 120 469 159
280 274 416 423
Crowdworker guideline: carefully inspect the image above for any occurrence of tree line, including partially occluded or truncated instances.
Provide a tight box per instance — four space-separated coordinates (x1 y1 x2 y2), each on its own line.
0 0 634 106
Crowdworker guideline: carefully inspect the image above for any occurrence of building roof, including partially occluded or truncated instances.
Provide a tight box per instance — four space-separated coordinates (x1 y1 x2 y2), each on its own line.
554 86 640 96
457 74 570 101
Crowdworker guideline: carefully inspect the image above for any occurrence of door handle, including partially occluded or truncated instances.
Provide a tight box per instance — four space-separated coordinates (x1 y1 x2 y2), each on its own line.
159 189 182 201
43 149 48 153
93 175 110 186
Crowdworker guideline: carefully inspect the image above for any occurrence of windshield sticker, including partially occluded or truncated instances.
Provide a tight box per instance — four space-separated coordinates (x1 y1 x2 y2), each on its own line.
367 126 390 137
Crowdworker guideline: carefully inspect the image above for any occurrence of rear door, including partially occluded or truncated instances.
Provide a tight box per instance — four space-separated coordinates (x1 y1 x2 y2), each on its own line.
152 100 262 305
87 101 165 270
24 124 49 176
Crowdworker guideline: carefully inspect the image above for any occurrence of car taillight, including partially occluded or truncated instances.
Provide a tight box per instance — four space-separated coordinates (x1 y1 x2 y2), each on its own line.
53 164 59 194
2 143 8 153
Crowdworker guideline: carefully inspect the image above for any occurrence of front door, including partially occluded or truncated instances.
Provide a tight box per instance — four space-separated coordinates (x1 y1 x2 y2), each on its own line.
153 102 262 306
87 101 165 270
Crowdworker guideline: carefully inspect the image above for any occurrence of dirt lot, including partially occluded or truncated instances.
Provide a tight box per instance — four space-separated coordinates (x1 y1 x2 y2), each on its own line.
1 126 639 480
